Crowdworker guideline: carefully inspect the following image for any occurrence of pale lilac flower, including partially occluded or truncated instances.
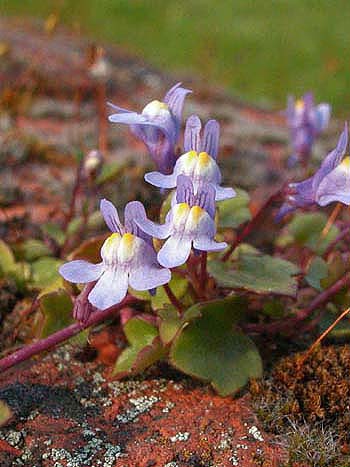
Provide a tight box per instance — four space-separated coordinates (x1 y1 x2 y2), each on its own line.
137 175 227 268
277 123 348 220
59 199 171 310
108 83 191 174
286 92 331 166
145 114 235 201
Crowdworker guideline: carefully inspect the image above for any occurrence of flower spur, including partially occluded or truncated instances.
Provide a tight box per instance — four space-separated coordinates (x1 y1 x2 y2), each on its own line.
59 199 171 310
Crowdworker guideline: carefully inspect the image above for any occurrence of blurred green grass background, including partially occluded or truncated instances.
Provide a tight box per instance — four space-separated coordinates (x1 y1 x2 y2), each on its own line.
2 0 349 113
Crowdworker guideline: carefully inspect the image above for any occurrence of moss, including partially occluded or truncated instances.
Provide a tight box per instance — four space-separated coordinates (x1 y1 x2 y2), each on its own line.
251 344 350 466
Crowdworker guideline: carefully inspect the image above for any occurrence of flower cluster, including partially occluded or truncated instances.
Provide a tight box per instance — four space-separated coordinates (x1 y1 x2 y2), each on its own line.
60 84 235 310
286 92 330 166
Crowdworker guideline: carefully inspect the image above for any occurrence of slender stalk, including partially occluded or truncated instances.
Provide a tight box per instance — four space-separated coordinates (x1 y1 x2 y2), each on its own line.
199 252 207 292
0 295 137 373
245 272 350 335
97 82 107 153
62 160 83 231
222 186 284 262
320 202 342 238
298 306 350 368
163 284 183 314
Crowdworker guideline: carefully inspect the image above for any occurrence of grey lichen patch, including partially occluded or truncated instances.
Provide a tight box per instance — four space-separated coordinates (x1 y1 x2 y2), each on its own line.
169 431 190 443
248 425 264 442
116 395 160 424
43 428 123 467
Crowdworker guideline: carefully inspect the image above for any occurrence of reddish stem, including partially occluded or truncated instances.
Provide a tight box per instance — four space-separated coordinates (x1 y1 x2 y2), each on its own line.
97 82 107 153
0 295 137 373
199 252 207 292
298 306 350 368
62 160 83 232
323 225 350 259
245 272 350 335
163 284 184 314
222 186 284 262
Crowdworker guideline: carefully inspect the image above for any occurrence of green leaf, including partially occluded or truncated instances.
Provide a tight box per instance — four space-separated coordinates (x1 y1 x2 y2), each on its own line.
262 300 285 318
37 289 87 345
30 257 63 289
217 189 251 229
0 401 12 428
0 239 16 276
0 240 31 291
39 289 74 338
113 317 166 377
305 256 328 291
159 190 175 223
170 298 262 396
158 304 204 345
97 161 124 185
66 217 83 236
15 239 52 262
41 223 65 246
282 212 339 254
320 251 347 289
158 307 182 345
208 252 299 296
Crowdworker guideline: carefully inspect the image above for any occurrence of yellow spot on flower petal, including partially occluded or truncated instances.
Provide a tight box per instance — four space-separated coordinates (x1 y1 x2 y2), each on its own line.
295 99 304 111
119 233 136 262
341 156 350 168
198 152 211 167
191 206 204 222
104 232 121 249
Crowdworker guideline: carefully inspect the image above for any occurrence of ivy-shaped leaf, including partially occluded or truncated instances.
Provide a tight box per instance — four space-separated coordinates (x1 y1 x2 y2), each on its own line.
38 289 74 338
217 188 251 229
305 256 328 291
158 305 202 345
170 298 262 396
208 252 299 296
113 317 166 378
30 257 63 290
37 289 87 345
14 239 52 262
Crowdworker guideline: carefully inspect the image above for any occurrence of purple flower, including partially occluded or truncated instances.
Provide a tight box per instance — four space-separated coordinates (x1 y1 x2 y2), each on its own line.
59 199 171 310
287 92 331 166
136 175 227 268
277 123 348 220
108 83 191 174
144 114 236 201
